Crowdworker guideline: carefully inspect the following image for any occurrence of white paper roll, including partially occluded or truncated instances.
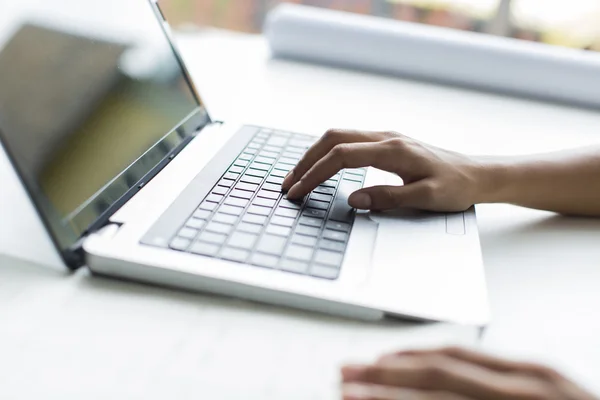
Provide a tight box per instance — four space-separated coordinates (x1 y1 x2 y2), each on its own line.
265 4 600 109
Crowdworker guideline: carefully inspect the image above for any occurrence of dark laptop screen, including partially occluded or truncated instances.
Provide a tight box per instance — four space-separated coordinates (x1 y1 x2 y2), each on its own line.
0 0 209 260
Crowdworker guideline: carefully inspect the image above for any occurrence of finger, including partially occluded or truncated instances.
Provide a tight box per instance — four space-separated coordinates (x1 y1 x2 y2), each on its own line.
341 356 553 400
342 384 474 400
348 182 434 211
287 141 390 199
282 129 392 191
386 347 560 378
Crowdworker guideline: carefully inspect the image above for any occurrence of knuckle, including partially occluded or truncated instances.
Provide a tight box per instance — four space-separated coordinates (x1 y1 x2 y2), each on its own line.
363 365 385 383
382 130 401 139
323 129 342 142
421 181 439 199
529 365 562 381
385 137 406 149
331 143 351 159
417 357 451 386
438 346 467 358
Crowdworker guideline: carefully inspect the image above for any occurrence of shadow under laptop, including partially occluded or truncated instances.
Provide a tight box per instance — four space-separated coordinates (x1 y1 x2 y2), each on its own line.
77 269 433 329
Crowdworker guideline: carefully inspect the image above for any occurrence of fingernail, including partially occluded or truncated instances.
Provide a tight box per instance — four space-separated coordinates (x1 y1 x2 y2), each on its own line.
282 170 295 190
348 193 371 209
341 366 366 381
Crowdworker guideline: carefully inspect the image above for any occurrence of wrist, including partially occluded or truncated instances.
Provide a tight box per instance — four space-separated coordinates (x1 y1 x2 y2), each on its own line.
469 156 516 205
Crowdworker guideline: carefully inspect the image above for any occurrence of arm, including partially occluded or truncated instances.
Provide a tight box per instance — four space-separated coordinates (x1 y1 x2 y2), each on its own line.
282 129 600 217
475 148 600 216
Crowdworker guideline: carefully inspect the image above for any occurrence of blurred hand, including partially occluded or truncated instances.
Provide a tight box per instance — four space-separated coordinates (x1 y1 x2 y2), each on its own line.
282 129 482 212
341 347 597 400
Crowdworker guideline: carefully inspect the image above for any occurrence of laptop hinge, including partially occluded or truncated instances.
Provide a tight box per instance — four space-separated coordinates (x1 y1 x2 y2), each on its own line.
66 222 124 269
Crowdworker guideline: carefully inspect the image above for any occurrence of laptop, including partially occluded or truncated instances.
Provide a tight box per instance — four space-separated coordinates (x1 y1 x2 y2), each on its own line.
0 0 489 324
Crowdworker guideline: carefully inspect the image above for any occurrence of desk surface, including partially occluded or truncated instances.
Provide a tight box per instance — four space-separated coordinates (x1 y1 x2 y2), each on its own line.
1 30 600 398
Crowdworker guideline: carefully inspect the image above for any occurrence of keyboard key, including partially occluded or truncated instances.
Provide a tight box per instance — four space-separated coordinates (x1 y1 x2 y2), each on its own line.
319 239 346 252
240 175 262 185
279 199 302 210
227 232 258 250
243 148 257 155
343 176 362 183
254 156 275 165
270 169 287 178
262 183 281 192
296 225 320 237
230 190 253 200
199 231 228 245
178 227 199 240
271 215 295 227
253 197 277 208
224 172 239 181
315 249 344 267
206 194 224 203
234 159 249 167
286 244 313 262
346 168 365 176
256 131 269 138
278 157 297 165
267 136 288 147
238 222 262 234
224 197 249 208
303 208 326 219
189 241 220 256
298 216 322 228
263 145 282 153
219 204 244 216
248 205 271 216
221 248 250 263
212 186 229 195
247 142 261 149
310 265 340 280
250 162 270 171
280 259 310 275
218 178 234 188
321 180 336 188
257 190 279 200
243 214 268 225
229 166 245 174
212 213 238 225
199 201 218 211
291 234 317 247
193 209 212 220
266 175 284 185
170 237 191 251
246 168 267 178
314 186 335 195
236 182 259 192
289 139 313 148
282 150 302 158
330 180 361 222
310 193 333 203
186 218 206 230
326 221 351 232
266 224 292 237
256 235 287 255
306 200 329 210
239 153 253 161
323 229 349 242
275 207 300 218
206 222 232 235
251 253 279 269
274 164 292 172
259 150 279 159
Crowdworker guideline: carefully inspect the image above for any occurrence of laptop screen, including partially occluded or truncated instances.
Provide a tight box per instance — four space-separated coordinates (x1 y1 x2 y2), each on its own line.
0 0 209 260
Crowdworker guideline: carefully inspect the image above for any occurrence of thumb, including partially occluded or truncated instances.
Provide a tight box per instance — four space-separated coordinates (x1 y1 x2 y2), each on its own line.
348 182 431 211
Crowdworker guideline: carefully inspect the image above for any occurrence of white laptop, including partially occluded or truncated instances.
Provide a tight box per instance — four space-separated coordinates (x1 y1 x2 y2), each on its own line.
0 0 489 324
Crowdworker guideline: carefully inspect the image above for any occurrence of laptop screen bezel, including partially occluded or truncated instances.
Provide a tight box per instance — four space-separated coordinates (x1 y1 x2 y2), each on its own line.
0 0 212 268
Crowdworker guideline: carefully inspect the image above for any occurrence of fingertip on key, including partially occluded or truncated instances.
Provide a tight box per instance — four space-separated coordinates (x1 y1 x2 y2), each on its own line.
282 170 295 191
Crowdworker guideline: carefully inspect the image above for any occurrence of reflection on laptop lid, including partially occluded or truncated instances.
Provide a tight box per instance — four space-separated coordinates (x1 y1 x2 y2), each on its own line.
0 0 210 267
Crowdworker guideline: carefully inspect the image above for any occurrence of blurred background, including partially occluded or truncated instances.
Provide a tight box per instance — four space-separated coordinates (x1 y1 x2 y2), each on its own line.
159 0 600 51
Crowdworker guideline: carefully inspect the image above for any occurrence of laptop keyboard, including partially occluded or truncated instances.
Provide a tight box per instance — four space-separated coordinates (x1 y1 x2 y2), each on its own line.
153 128 365 280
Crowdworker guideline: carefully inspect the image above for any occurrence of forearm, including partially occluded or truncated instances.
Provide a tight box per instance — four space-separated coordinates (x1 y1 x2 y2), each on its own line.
473 147 600 216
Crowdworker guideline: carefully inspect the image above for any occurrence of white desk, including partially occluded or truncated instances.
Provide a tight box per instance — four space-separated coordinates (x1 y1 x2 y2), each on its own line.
1 30 600 398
